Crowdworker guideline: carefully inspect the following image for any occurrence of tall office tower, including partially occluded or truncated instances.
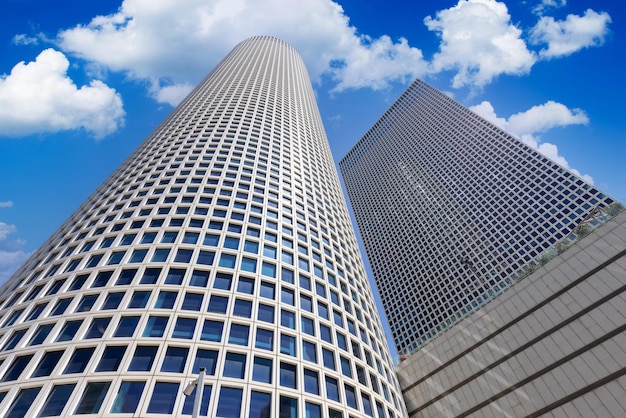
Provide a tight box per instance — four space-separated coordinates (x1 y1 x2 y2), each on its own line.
0 37 406 418
340 79 617 355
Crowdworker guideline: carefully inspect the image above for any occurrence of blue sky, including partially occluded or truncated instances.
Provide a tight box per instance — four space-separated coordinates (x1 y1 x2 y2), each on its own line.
1 0 624 286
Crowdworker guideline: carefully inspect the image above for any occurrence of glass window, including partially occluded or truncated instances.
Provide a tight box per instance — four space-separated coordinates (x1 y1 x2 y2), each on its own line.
233 299 252 317
261 262 276 277
189 270 209 287
280 309 295 329
92 271 113 288
154 291 177 309
140 232 156 243
182 293 203 311
252 356 272 383
39 384 75 417
28 323 54 345
151 248 170 262
207 295 228 314
76 294 98 312
27 303 46 321
110 381 145 414
128 346 158 371
161 346 188 373
216 387 242 417
147 382 179 414
305 402 322 418
102 292 124 310
241 257 257 272
50 298 72 316
213 272 232 290
140 268 161 284
128 291 151 308
260 281 275 299
223 352 246 379
129 249 147 263
46 279 66 295
224 236 240 249
340 357 352 378
165 268 185 284
161 231 178 243
303 340 317 363
84 317 111 339
142 316 168 337
57 320 82 342
320 324 332 343
114 316 139 337
32 350 63 377
5 387 40 418
249 391 272 418
362 393 374 416
302 317 315 336
193 349 218 375
339 383 358 411
181 384 211 416
337 332 347 351
219 253 236 268
255 328 274 351
228 324 249 346
257 303 274 323
237 277 255 294
64 347 95 374
96 346 127 372
279 395 298 418
182 232 199 244
304 368 320 395
200 320 223 342
322 348 335 370
281 288 294 305
172 317 196 339
280 334 296 356
75 381 110 414
2 355 32 381
326 376 340 402
197 250 215 265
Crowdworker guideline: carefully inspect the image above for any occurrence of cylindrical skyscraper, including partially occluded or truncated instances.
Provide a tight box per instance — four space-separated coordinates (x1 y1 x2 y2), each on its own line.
0 37 406 418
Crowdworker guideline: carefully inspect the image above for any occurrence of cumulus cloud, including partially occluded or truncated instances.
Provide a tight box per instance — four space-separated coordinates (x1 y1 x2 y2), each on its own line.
0 48 125 138
12 34 39 46
0 250 30 284
56 0 428 104
0 222 17 241
533 0 567 15
530 9 611 58
0 201 13 208
424 0 536 88
470 100 593 182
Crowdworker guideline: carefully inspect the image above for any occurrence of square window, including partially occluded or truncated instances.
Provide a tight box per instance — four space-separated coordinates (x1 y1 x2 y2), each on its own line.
257 303 274 323
140 268 161 284
182 293 203 311
207 295 228 314
279 362 297 389
216 387 242 417
200 320 223 342
174 249 193 263
64 347 95 374
189 270 209 287
223 352 246 379
172 317 196 339
237 277 255 294
102 292 124 310
128 346 158 371
233 299 252 317
219 253 237 268
57 320 82 342
193 349 218 375
147 382 179 414
260 281 275 299
197 250 215 265
128 291 151 308
228 324 249 346
304 368 319 395
85 317 111 339
203 233 220 246
280 334 296 356
155 291 177 309
151 248 170 262
96 346 127 372
161 346 188 373
255 328 274 351
39 383 76 416
75 382 111 414
143 316 168 337
114 316 139 337
252 356 272 383
110 381 145 414
165 268 185 284
241 257 257 272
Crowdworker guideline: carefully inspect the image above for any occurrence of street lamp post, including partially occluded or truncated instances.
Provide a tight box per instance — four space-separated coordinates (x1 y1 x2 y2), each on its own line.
183 367 206 418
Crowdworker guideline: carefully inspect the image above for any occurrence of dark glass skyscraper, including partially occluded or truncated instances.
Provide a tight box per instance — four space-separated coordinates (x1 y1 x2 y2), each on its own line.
340 79 616 355
0 37 406 418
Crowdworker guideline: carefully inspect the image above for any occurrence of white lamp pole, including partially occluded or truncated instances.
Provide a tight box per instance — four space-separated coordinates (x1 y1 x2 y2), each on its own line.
191 367 206 418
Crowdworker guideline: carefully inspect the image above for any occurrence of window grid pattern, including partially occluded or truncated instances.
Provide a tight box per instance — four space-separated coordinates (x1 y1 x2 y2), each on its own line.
340 78 616 355
0 37 406 418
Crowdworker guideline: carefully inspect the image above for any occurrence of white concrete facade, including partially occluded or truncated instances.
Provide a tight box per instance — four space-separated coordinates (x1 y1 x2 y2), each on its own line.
396 210 626 417
0 37 406 418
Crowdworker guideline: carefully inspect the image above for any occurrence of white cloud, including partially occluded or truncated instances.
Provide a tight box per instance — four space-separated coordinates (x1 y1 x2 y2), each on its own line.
424 0 536 88
0 222 17 241
530 9 611 58
0 48 125 139
0 201 13 208
470 100 593 183
533 0 567 15
12 33 39 46
0 250 30 284
57 0 428 103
